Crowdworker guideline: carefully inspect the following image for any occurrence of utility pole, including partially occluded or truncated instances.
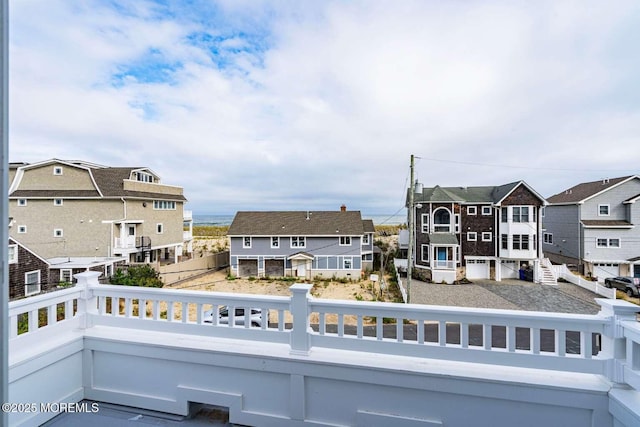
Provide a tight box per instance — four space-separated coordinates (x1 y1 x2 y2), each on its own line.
406 155 414 304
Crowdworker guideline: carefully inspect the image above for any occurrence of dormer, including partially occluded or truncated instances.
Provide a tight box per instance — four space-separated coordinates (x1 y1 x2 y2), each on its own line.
130 168 160 184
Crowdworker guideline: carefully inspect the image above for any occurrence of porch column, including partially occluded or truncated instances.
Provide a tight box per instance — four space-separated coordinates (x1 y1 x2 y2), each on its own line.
290 283 313 355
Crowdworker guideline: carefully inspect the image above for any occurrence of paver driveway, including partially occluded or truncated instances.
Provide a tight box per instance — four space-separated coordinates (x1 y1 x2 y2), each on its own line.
408 278 601 314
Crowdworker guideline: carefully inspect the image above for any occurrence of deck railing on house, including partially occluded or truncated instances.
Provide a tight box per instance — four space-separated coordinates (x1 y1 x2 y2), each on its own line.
7 273 640 391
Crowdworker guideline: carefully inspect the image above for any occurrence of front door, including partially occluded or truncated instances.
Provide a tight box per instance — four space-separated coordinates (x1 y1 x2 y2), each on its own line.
634 264 640 278
436 248 447 267
296 260 306 277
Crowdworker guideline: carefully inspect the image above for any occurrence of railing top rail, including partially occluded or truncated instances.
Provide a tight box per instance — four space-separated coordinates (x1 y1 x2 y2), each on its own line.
89 283 290 307
8 286 82 313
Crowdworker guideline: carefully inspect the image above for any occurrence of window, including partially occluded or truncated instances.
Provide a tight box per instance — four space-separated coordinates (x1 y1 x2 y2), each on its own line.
467 206 477 215
597 238 621 248
598 204 610 216
53 166 63 175
54 198 63 206
362 234 370 245
482 206 492 215
421 245 429 262
344 258 352 269
243 236 252 248
156 223 163 234
339 236 351 246
135 172 154 183
543 233 553 244
455 214 460 233
421 214 429 233
541 207 545 217
482 232 492 242
61 269 72 283
512 206 530 222
271 237 279 248
153 200 176 210
521 235 530 250
433 208 451 232
17 199 26 206
24 270 41 296
54 229 63 237
18 225 26 233
501 234 508 250
8 244 17 264
291 236 306 248
501 207 507 222
467 232 477 241
513 235 521 250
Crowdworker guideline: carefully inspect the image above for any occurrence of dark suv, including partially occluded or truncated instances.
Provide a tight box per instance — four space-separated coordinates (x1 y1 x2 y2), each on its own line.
604 276 640 297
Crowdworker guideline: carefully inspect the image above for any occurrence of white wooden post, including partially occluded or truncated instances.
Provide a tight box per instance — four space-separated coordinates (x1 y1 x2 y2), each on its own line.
74 271 101 329
596 298 640 384
290 283 313 355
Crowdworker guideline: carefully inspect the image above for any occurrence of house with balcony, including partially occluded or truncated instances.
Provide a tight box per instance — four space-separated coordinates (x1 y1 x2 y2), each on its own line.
543 175 640 280
408 181 549 284
228 207 375 279
8 159 193 266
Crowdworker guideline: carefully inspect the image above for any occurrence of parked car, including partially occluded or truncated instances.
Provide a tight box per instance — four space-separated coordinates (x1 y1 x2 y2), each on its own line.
203 306 267 327
604 276 640 297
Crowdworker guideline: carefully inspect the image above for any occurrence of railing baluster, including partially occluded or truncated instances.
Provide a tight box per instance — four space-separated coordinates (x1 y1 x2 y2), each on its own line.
319 312 326 335
438 321 446 346
507 326 516 352
153 300 159 321
357 315 363 339
532 328 541 355
396 319 403 343
29 309 38 333
417 319 424 344
483 324 492 350
582 332 592 359
182 302 189 323
278 309 284 331
338 314 344 337
376 316 383 341
9 315 17 338
66 299 74 319
125 298 133 318
139 299 146 319
167 300 174 322
461 323 469 348
556 329 566 357
48 304 56 326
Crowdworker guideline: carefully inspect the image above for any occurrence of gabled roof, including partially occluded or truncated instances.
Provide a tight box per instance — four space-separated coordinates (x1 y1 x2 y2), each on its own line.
547 176 638 204
413 181 545 205
362 219 375 233
228 211 367 236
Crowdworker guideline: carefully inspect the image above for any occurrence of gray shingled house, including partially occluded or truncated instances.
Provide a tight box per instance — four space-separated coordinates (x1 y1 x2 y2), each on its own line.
228 207 375 279
543 175 640 279
408 181 548 284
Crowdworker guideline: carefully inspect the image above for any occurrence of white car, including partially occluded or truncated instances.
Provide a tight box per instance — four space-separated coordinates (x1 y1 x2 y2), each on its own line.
203 306 267 327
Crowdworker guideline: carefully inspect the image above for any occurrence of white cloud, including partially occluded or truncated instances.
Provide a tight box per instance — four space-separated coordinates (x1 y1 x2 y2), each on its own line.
9 0 640 213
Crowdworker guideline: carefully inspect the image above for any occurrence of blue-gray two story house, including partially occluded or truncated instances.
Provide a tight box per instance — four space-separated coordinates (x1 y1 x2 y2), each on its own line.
543 175 640 279
228 207 375 279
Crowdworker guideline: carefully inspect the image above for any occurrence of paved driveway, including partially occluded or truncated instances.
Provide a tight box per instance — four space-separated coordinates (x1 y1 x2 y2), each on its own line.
408 279 601 314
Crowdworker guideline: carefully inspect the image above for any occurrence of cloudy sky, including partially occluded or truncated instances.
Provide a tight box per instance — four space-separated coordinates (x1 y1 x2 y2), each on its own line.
8 1 640 215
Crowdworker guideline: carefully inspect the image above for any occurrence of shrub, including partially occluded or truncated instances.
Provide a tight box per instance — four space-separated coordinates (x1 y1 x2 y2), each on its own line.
110 264 163 288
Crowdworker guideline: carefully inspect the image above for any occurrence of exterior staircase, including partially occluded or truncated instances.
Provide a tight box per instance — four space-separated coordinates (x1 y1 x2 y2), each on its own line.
539 258 557 285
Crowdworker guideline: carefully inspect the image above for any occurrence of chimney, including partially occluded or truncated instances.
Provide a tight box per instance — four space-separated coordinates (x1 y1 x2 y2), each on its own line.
340 204 346 212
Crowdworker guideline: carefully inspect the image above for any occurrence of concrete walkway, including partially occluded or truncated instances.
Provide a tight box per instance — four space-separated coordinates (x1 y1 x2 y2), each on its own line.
408 279 601 314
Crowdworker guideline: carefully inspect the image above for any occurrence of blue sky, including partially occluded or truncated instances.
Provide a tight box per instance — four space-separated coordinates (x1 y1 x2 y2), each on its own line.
8 0 640 214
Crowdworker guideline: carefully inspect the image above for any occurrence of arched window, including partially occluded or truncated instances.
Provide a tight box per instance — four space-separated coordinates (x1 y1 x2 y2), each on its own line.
433 208 451 232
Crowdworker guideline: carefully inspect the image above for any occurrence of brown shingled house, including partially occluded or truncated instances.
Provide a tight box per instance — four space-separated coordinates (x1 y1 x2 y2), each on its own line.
543 175 640 279
8 159 193 269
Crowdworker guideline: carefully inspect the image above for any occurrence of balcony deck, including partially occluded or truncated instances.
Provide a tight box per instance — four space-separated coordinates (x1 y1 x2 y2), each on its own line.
7 272 640 427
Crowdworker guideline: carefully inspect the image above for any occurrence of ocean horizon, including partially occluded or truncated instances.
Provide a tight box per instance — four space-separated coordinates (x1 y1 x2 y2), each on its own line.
193 213 406 226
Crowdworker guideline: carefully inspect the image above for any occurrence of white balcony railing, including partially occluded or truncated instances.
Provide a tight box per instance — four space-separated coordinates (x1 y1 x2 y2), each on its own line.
7 273 640 389
114 236 136 250
183 210 193 221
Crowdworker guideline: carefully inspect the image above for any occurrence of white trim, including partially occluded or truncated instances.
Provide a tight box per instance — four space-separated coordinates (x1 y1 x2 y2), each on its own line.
482 232 492 242
54 198 63 206
54 228 63 237
8 244 17 264
156 223 164 234
270 236 280 249
467 232 477 241
481 206 492 216
598 204 610 216
24 270 41 296
243 236 252 248
53 166 63 175
18 225 27 233
290 236 306 248
17 198 26 206
467 206 477 215
339 236 351 246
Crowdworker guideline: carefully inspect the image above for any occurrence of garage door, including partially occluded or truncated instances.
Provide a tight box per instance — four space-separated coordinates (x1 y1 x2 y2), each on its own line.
593 263 619 278
264 259 284 277
238 259 258 277
501 260 519 279
466 259 489 279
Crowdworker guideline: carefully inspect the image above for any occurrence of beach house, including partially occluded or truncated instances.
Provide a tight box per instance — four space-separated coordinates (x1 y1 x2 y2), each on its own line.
227 207 375 279
8 159 193 266
407 181 550 284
